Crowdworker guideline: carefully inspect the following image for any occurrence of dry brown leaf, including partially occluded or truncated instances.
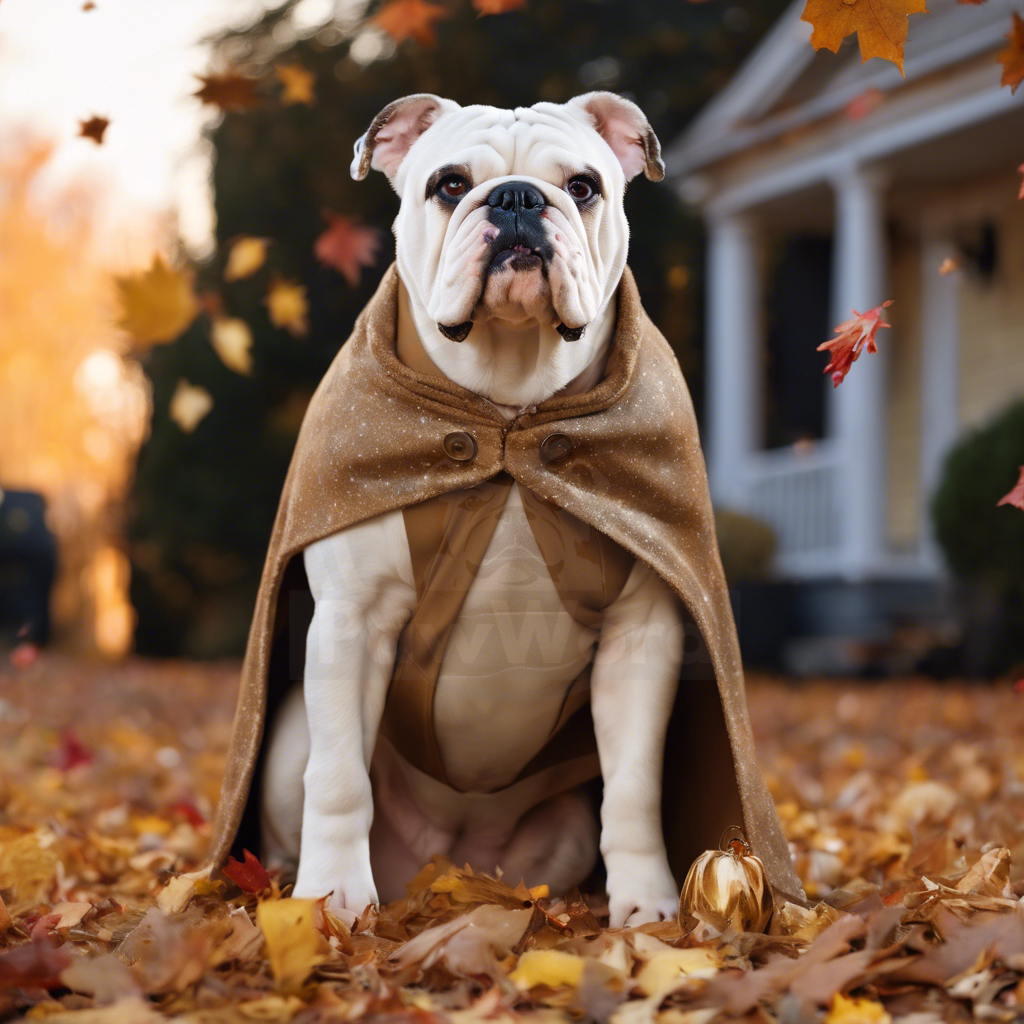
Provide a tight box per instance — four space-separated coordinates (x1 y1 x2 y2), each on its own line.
955 847 1011 896
194 72 262 111
169 381 213 433
998 13 1024 93
372 0 450 46
801 0 928 75
78 116 109 144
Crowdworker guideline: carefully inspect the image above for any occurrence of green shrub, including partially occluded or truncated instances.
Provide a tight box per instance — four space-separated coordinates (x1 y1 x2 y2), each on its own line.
932 398 1024 590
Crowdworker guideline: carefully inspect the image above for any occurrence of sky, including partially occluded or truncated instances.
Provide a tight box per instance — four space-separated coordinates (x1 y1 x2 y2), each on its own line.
0 0 344 262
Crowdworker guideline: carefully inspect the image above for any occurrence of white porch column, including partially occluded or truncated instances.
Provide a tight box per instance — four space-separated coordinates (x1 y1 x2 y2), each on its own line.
706 213 762 508
829 167 889 579
919 233 960 569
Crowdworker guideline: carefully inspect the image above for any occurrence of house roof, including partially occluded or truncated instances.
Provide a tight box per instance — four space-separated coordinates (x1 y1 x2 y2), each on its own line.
667 0 1021 178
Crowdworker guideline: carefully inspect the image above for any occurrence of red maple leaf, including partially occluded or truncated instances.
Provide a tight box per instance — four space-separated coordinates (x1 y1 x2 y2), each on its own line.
223 849 272 893
1018 163 1024 201
999 13 1024 93
472 0 526 14
817 301 892 387
314 212 382 287
997 466 1024 511
0 937 72 992
167 800 206 828
372 0 450 46
56 727 94 770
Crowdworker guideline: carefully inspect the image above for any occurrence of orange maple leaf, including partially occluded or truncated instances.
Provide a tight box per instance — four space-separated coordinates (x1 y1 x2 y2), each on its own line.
194 72 262 112
78 116 109 144
372 0 450 46
817 300 892 387
472 0 526 14
223 850 272 893
1018 162 1024 200
998 13 1024 93
314 212 382 287
997 466 1024 511
801 0 928 76
275 63 316 106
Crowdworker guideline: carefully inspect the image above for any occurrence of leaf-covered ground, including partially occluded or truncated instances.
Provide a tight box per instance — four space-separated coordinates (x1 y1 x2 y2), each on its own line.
2 657 1024 1023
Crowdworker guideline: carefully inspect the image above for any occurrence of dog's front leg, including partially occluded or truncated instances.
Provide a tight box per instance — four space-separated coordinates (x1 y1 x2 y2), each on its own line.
591 563 684 928
292 514 415 915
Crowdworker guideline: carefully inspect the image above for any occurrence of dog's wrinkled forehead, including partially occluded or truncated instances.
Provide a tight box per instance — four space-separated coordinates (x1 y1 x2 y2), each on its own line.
351 92 664 192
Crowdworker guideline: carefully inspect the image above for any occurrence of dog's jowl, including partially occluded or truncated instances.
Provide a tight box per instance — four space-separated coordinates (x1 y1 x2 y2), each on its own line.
205 92 803 928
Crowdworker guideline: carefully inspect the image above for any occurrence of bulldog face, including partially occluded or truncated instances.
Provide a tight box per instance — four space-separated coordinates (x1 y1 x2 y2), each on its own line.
351 93 663 343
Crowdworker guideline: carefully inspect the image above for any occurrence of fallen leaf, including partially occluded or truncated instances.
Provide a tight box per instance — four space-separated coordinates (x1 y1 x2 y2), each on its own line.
60 955 140 1003
800 0 928 75
78 116 109 144
509 948 586 989
194 72 262 111
210 317 254 375
115 257 199 349
635 948 722 998
256 899 325 994
222 850 271 894
50 902 93 930
156 874 196 915
314 212 382 287
1018 162 1023 200
938 256 960 276
998 13 1024 93
56 728 93 771
997 466 1024 511
275 64 315 105
817 300 892 387
224 236 269 281
372 0 450 46
264 278 308 336
473 0 526 13
0 938 72 992
826 992 891 1023
0 832 60 901
169 381 213 433
955 847 1010 896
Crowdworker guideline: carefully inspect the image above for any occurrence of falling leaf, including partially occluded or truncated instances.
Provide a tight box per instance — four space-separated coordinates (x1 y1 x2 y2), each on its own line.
372 0 450 46
845 88 885 120
938 256 960 276
82 1 97 8
169 380 213 433
9 641 40 668
826 992 891 1023
509 949 586 989
800 0 929 75
194 72 262 111
958 0 987 4
115 257 199 349
275 63 315 105
210 317 254 375
224 236 269 281
817 300 892 387
314 213 381 287
78 116 109 144
999 13 1024 93
256 899 325 994
222 850 271 893
0 895 11 936
56 727 94 770
1018 162 1024 200
997 466 1024 511
265 278 308 336
472 0 526 13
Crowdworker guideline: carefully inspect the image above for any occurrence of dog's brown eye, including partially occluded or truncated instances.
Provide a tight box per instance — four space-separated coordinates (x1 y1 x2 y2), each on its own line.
567 177 596 202
439 176 469 200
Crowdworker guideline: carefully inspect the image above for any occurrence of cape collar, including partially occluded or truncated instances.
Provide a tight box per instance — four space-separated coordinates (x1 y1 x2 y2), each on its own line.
366 264 645 429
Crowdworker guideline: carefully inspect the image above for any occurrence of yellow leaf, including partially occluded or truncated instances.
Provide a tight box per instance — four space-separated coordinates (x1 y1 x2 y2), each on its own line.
800 0 929 75
115 256 198 348
239 995 306 1019
156 874 196 914
275 64 316 105
131 814 172 836
0 831 60 901
635 948 722 998
509 949 585 990
826 992 891 1024
169 380 213 433
224 237 269 282
265 278 308 336
256 899 325 994
211 317 254 374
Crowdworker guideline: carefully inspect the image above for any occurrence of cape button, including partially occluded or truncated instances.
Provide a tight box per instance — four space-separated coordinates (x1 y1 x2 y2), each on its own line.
540 432 573 464
443 431 477 462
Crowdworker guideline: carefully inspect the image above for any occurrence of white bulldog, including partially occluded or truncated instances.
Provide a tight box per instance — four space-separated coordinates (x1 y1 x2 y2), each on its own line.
260 92 683 928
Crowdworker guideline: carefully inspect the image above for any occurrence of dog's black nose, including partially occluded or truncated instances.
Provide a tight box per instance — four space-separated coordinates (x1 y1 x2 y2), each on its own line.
486 181 546 213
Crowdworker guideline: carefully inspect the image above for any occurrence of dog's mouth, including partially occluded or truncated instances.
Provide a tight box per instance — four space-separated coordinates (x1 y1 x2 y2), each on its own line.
490 245 544 273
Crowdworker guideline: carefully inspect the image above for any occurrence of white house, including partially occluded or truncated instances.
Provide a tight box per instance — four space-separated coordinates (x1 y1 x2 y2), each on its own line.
669 0 1024 601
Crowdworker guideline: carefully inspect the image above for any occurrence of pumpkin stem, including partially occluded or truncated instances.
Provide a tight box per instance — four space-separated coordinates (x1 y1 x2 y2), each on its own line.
719 825 750 854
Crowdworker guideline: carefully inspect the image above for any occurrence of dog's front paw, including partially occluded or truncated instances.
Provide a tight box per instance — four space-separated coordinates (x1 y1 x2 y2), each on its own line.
292 863 378 918
605 852 680 928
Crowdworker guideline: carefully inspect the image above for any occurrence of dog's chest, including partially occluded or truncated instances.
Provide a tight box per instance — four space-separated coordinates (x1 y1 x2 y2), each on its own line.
431 484 599 790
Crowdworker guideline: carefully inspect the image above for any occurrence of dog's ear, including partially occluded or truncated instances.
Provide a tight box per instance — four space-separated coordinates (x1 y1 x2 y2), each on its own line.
351 94 458 183
568 92 665 183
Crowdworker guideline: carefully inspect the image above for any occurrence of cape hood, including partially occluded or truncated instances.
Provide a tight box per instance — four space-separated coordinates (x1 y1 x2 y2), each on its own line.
204 264 806 904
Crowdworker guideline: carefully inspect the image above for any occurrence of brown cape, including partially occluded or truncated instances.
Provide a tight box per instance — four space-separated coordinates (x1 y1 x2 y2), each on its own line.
204 264 805 903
